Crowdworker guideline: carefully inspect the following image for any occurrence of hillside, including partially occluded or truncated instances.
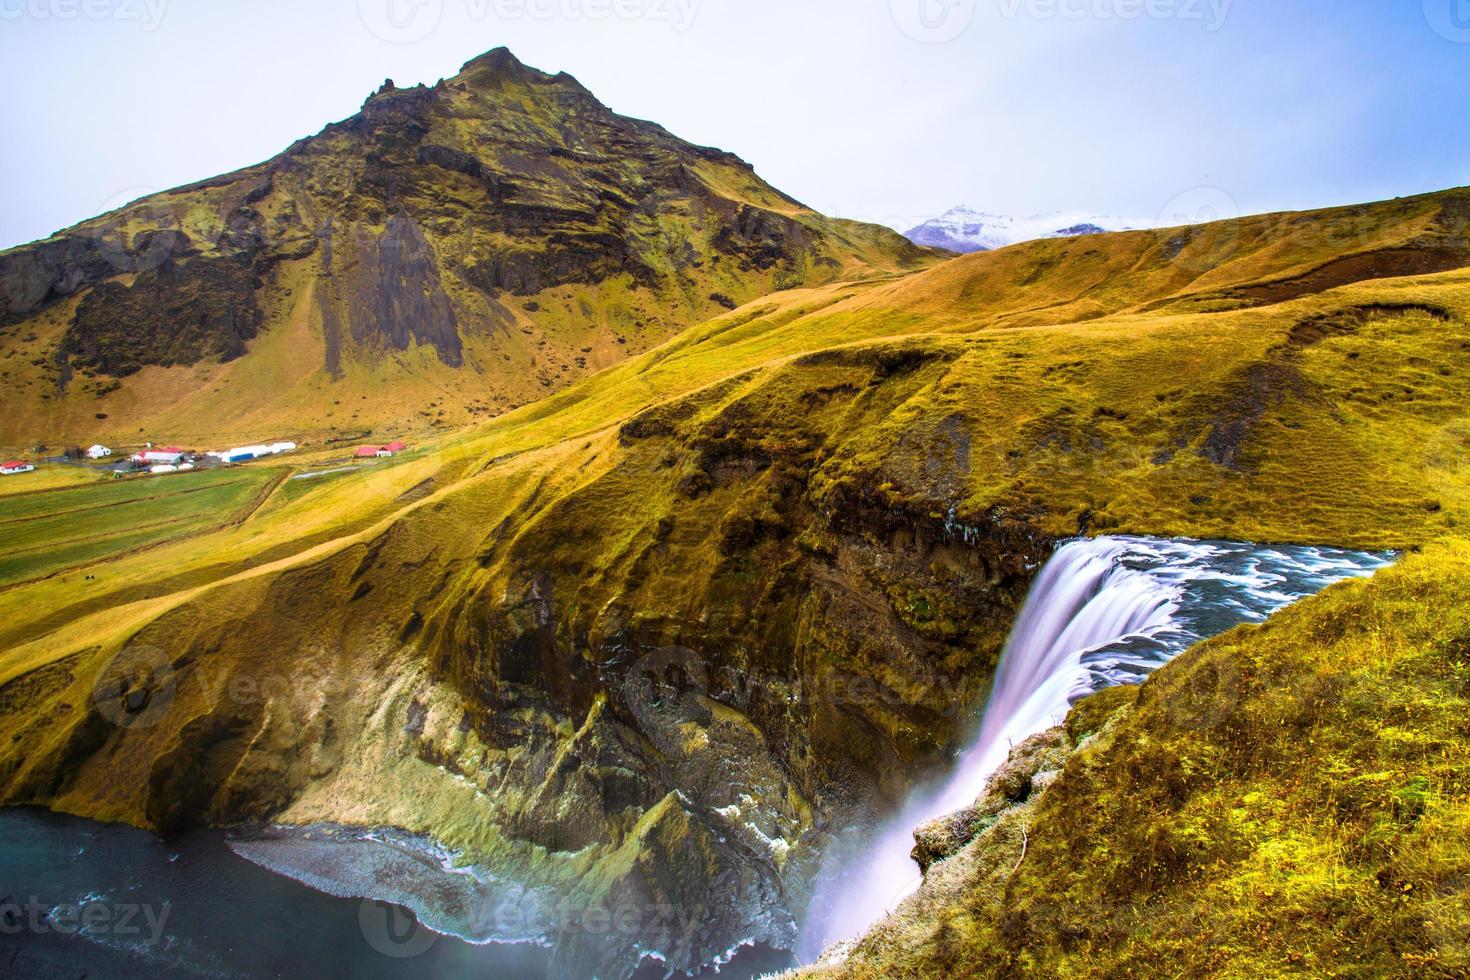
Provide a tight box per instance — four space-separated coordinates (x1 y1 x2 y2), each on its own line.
0 47 933 450
1 185 1468 977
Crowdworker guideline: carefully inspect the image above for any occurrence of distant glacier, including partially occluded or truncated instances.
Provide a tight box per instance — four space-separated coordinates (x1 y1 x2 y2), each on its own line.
904 206 1142 253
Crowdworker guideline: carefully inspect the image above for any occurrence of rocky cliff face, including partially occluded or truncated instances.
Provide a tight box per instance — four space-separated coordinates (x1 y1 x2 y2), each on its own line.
0 47 934 446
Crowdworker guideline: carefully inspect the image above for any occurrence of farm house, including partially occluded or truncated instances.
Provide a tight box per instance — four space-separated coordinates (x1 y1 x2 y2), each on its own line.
358 441 408 458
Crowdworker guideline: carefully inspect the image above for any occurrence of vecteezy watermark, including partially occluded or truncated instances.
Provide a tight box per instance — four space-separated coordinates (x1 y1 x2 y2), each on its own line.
1422 420 1470 504
359 900 440 958
1424 0 1470 43
890 0 976 43
0 896 172 945
358 893 707 959
1155 185 1240 232
0 0 169 30
97 185 161 220
470 0 700 29
997 0 1232 29
1422 0 1470 43
1154 186 1241 273
357 0 444 44
91 644 176 730
358 0 700 44
620 644 969 736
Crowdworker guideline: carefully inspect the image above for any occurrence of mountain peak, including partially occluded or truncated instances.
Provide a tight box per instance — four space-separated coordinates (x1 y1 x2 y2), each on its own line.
941 205 1005 219
0 44 932 444
454 46 588 93
459 45 527 76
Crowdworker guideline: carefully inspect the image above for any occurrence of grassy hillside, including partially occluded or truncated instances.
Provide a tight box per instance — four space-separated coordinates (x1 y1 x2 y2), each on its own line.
0 186 1467 976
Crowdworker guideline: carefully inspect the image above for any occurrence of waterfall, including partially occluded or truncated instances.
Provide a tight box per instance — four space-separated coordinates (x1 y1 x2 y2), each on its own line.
926 537 1178 820
797 535 1394 961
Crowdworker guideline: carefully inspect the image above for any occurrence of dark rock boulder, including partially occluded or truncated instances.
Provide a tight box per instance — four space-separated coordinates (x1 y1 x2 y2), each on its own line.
0 230 193 327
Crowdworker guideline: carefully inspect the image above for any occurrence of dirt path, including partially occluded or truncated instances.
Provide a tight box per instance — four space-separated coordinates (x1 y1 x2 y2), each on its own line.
228 468 291 528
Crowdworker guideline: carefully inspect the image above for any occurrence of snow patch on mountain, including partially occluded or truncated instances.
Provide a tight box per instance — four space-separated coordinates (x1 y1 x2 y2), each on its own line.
903 207 1142 253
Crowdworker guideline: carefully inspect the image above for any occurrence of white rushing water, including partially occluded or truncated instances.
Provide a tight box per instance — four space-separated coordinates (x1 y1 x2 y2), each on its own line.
798 535 1394 960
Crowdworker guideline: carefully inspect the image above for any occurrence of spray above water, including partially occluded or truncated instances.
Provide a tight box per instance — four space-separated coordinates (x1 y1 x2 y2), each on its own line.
798 535 1394 960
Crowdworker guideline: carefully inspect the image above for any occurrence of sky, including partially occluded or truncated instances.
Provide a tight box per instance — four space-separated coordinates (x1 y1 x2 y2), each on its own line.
1 0 1468 249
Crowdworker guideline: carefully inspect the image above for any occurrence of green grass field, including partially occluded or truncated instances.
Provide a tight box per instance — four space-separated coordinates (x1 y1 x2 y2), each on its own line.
0 464 110 497
265 466 363 509
0 468 280 586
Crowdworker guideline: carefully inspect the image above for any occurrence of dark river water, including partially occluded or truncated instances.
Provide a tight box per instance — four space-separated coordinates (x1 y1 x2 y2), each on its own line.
0 808 792 979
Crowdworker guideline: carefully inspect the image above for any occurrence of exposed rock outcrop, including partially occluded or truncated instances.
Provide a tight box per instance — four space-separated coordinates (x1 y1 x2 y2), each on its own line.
908 684 1140 875
911 728 1073 874
0 343 1051 978
4 183 1470 978
63 253 266 377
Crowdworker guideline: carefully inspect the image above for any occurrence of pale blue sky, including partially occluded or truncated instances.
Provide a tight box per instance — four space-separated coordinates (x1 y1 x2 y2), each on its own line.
1 0 1468 249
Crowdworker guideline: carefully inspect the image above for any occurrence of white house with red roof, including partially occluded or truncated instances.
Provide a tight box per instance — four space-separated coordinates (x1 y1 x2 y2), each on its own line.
133 446 186 464
1 460 35 476
357 440 409 459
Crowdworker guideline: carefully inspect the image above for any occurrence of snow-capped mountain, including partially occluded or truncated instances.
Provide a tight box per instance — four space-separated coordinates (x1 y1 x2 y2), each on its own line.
903 207 1139 253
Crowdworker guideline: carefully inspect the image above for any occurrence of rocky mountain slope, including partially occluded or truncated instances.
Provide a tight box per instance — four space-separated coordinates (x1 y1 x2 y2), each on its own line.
1 186 1468 978
903 206 1136 253
0 48 933 449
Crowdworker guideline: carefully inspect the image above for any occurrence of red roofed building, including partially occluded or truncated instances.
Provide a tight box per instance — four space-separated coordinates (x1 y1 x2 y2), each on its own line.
1 461 35 476
355 441 407 459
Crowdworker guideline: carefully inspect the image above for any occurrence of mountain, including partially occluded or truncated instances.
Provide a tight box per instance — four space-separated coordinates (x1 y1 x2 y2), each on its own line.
0 47 935 449
904 205 1137 253
2 186 1469 978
